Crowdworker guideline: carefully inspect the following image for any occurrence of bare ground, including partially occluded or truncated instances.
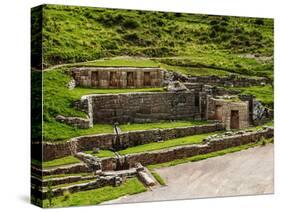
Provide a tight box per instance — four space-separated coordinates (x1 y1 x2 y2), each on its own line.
104 144 274 204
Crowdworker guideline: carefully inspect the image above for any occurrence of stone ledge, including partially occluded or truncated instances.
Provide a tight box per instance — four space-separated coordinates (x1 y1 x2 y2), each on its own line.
99 127 273 170
55 115 92 129
41 123 224 161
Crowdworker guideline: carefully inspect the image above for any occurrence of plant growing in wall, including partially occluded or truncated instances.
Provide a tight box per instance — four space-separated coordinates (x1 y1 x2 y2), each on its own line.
46 182 53 207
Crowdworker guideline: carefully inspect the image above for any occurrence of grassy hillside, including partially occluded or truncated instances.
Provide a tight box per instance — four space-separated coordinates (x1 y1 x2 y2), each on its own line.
38 5 274 142
39 4 273 78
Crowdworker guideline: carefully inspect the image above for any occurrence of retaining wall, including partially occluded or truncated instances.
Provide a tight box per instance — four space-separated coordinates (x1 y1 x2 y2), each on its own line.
41 123 223 161
100 127 274 170
89 92 199 124
37 176 118 199
167 71 267 87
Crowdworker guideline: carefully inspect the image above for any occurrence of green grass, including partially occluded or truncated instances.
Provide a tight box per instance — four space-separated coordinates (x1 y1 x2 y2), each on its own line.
120 120 209 132
43 179 95 190
246 120 273 131
43 173 94 180
40 156 81 169
43 178 147 207
31 159 42 167
73 86 164 96
40 4 273 142
79 57 160 68
150 170 166 186
160 64 231 77
118 131 222 155
228 85 273 106
43 121 114 142
84 150 115 158
147 138 273 170
43 67 165 142
38 5 273 77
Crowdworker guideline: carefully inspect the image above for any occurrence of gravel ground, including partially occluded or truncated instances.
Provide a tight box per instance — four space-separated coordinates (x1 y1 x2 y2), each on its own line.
104 144 274 204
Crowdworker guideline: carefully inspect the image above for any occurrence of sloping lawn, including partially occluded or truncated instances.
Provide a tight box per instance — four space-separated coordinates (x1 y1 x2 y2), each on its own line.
120 120 209 132
228 85 273 106
43 121 113 142
43 178 147 207
84 150 115 158
118 131 222 155
42 156 81 169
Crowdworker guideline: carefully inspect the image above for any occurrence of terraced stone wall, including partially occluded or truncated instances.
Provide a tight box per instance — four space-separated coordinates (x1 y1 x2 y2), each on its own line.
41 123 224 161
100 127 273 170
72 67 164 88
89 92 200 124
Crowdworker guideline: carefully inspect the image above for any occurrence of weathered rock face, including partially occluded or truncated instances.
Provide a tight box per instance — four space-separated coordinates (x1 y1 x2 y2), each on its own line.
68 78 76 90
137 170 156 186
252 100 273 124
167 81 190 92
88 92 200 124
72 67 164 88
55 115 91 129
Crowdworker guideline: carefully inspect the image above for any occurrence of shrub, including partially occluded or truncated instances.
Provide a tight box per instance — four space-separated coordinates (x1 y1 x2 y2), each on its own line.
210 20 219 25
101 40 119 50
122 19 140 29
123 32 140 42
234 27 243 34
254 18 264 25
97 13 124 27
63 190 71 201
142 47 173 57
220 21 229 27
174 13 182 17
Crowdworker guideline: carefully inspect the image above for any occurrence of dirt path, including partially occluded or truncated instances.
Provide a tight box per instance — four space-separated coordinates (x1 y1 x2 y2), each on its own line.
104 144 274 204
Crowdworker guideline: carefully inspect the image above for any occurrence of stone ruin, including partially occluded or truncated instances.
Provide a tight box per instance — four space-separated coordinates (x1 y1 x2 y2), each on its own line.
32 66 274 200
61 66 272 131
57 65 273 129
71 67 164 88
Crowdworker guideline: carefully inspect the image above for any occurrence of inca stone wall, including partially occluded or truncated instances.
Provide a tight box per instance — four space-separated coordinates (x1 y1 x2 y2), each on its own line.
34 175 120 199
40 123 223 161
100 127 273 170
207 97 249 130
165 71 268 87
72 67 164 88
186 75 267 87
36 127 273 173
89 92 200 124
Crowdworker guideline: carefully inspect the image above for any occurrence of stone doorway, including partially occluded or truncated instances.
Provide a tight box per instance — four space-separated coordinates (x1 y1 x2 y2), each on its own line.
144 72 151 86
91 71 99 87
110 72 117 87
127 72 134 87
230 110 239 129
215 105 223 120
